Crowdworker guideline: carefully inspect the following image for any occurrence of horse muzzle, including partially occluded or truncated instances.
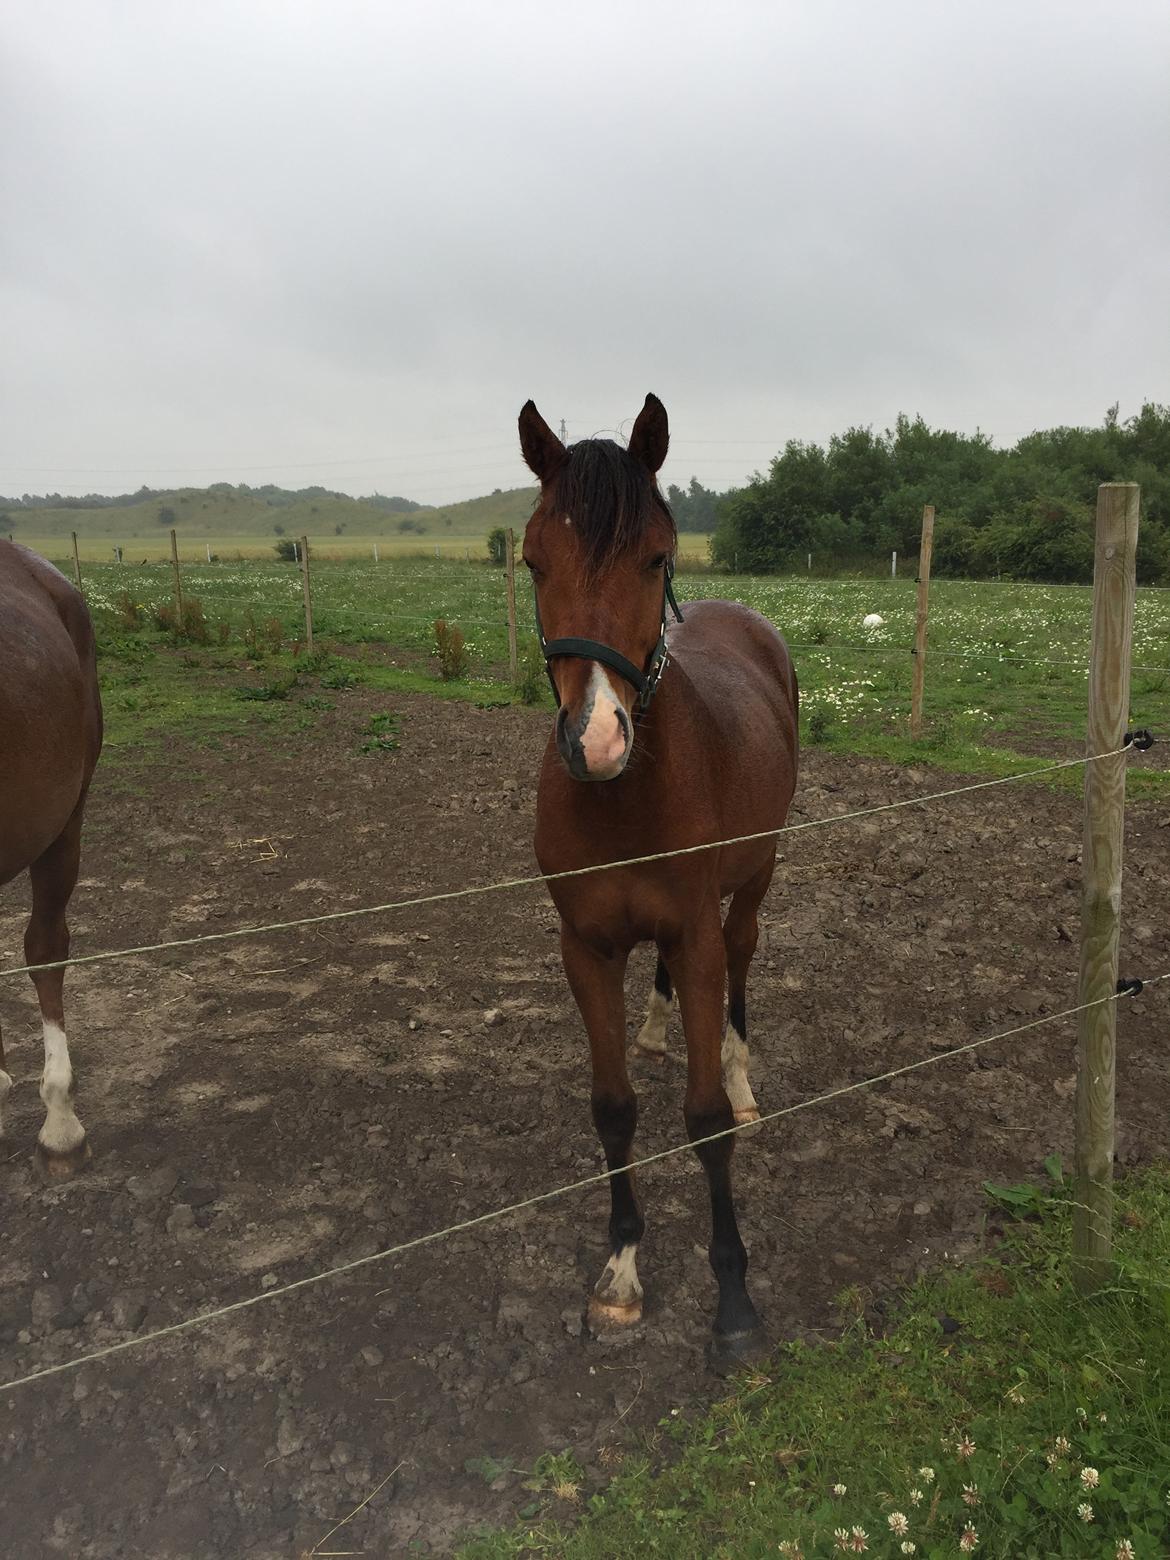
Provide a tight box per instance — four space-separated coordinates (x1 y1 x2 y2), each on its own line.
555 684 632 782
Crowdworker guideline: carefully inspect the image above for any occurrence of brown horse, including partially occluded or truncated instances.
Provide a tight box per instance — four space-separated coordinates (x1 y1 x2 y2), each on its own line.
520 395 799 1367
0 542 102 1175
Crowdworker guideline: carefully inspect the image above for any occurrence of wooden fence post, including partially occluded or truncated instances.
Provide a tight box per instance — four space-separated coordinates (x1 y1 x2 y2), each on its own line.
505 527 519 683
299 535 314 655
1073 482 1140 1292
170 529 184 622
910 504 935 738
71 532 83 592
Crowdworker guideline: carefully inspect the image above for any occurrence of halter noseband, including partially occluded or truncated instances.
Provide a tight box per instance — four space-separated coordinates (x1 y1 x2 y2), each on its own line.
534 559 684 711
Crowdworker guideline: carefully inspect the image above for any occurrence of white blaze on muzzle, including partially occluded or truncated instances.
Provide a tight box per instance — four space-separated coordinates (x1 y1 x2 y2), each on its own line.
577 663 631 777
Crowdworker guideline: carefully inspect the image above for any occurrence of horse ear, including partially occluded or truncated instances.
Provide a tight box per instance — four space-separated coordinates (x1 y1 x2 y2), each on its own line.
518 400 566 484
627 393 669 474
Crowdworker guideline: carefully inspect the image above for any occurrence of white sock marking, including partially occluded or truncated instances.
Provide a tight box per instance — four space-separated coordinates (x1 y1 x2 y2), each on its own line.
722 1028 758 1118
0 1068 11 1137
634 988 671 1055
594 1243 642 1308
39 1020 85 1155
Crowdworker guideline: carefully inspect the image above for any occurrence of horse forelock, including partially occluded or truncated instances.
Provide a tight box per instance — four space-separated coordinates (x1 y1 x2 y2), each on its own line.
546 440 676 572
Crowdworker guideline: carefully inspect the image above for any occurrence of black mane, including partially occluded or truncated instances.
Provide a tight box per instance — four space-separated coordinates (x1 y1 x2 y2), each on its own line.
549 439 676 569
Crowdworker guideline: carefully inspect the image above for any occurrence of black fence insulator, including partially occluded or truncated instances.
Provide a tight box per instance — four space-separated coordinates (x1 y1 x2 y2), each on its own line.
1116 978 1145 998
1124 729 1155 750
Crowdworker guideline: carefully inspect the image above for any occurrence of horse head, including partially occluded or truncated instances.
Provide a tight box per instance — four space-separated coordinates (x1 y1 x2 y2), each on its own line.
519 394 678 781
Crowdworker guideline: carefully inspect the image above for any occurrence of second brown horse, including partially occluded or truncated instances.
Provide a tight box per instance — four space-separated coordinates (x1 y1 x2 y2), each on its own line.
521 394 799 1366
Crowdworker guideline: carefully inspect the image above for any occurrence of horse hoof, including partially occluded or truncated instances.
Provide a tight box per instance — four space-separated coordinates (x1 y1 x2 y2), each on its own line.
34 1136 91 1180
733 1107 761 1128
587 1295 643 1330
708 1325 771 1377
632 1040 666 1064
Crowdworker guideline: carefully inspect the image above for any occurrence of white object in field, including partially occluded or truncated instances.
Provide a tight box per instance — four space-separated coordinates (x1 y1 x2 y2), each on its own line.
863 613 885 628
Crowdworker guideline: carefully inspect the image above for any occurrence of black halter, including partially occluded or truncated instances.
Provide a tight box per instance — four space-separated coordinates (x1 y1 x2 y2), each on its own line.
534 559 685 711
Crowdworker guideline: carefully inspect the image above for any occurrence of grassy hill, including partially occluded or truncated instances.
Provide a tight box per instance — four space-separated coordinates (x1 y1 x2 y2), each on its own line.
3 484 541 561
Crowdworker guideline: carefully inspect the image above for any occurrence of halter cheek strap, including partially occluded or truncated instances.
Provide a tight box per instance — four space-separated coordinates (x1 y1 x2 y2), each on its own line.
535 562 685 711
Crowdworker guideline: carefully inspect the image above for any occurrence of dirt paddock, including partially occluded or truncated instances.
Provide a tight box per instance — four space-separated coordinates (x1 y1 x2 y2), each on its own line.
2 692 1168 1557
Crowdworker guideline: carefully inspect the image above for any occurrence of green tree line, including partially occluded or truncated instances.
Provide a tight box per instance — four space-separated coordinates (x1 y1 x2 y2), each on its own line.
707 403 1170 582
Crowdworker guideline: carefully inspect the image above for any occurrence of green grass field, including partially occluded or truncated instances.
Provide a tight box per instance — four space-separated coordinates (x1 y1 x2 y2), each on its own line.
60 551 1170 799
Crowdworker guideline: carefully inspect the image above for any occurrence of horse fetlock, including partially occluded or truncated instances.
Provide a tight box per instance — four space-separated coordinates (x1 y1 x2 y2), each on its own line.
589 1244 643 1327
721 1030 758 1118
633 989 671 1057
708 1318 771 1376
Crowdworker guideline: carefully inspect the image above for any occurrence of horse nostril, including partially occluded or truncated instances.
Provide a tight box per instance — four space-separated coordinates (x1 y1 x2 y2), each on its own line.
555 705 572 756
615 705 631 745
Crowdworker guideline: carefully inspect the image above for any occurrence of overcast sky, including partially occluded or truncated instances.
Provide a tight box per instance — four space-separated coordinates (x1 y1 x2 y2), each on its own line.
2 1 1167 504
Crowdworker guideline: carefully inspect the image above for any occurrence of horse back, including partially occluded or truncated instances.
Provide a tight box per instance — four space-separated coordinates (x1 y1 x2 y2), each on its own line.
0 543 102 882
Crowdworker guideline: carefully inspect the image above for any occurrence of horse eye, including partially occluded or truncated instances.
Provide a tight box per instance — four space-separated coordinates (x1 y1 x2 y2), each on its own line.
648 554 667 571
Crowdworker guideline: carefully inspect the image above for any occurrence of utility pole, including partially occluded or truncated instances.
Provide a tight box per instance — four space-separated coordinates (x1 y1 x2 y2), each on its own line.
558 418 567 445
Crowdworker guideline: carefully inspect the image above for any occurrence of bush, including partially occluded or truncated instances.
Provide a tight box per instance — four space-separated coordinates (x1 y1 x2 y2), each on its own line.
273 538 298 563
516 635 548 705
806 707 830 744
180 597 209 644
115 590 142 629
151 596 209 642
486 527 508 566
433 619 469 680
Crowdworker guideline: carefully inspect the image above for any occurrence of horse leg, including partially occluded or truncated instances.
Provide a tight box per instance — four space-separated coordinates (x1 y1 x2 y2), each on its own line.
721 858 775 1126
632 954 672 1060
25 810 89 1177
560 925 645 1327
664 909 766 1368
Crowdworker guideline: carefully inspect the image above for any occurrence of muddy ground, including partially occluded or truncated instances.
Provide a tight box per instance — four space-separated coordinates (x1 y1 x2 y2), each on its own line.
1 689 1168 1558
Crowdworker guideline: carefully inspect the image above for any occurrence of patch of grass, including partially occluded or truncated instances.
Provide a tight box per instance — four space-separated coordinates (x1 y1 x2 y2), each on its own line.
82 564 1169 800
459 1166 1170 1559
358 711 401 754
234 674 297 702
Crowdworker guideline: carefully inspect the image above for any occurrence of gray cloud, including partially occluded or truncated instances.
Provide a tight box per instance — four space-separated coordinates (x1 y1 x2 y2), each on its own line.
2 0 1167 502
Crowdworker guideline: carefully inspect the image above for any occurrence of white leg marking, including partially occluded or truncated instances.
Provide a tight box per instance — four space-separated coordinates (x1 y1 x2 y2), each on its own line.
579 663 630 778
0 1068 11 1137
633 987 671 1056
722 1028 759 1123
39 1020 86 1156
593 1243 642 1310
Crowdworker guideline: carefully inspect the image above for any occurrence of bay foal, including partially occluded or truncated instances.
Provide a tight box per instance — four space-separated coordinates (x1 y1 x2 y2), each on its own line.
521 396 798 1365
0 542 102 1175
